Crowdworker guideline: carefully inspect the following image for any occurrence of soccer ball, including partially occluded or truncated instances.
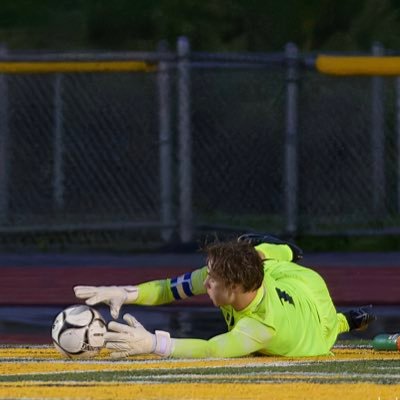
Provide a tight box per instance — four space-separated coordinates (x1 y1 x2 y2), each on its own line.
51 305 107 359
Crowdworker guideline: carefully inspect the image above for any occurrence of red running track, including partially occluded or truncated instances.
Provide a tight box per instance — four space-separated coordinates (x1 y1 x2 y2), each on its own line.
2 264 400 306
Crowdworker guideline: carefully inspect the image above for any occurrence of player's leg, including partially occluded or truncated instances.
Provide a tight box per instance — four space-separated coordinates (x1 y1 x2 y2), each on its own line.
299 270 375 336
336 312 350 334
238 233 303 261
340 305 376 332
300 269 341 348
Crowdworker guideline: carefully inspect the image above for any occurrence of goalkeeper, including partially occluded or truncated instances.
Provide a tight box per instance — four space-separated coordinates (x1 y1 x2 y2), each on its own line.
74 234 374 359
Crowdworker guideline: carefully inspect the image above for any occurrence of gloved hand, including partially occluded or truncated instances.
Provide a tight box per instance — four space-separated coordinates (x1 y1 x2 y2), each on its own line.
74 285 139 319
238 233 303 261
104 313 172 358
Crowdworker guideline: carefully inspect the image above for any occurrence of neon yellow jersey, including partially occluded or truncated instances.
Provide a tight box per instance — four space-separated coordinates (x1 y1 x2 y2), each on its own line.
134 243 293 305
222 256 340 357
134 243 345 358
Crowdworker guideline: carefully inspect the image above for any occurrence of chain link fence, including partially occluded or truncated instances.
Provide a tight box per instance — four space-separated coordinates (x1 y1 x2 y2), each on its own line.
4 73 159 219
298 72 399 234
191 67 286 227
0 40 398 250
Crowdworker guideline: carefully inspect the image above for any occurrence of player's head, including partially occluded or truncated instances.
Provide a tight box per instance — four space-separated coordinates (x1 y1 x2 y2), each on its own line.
204 240 264 306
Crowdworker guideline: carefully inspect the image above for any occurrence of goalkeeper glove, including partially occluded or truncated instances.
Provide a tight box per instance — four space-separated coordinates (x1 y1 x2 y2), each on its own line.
104 313 172 358
238 233 303 261
74 285 139 319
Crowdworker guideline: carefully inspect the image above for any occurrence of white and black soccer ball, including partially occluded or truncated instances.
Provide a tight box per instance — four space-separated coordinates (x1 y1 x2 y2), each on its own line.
51 305 106 359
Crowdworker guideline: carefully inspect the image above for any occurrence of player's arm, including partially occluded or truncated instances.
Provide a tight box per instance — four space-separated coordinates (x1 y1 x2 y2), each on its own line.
238 233 303 262
170 317 274 358
74 267 208 319
135 267 208 305
105 315 274 359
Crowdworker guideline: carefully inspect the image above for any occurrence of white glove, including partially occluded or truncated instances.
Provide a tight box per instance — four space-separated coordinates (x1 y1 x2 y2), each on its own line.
104 313 172 358
74 285 139 319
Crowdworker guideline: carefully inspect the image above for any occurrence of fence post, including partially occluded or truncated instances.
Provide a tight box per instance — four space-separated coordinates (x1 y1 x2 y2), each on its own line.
0 44 9 224
371 41 385 214
284 43 300 236
396 77 400 214
53 73 64 210
177 36 193 243
157 40 173 241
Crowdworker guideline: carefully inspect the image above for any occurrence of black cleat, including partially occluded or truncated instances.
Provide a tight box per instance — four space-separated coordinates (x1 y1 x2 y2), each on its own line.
343 305 376 331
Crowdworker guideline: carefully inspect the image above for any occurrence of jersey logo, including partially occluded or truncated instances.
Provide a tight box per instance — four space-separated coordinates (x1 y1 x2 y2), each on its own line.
276 288 294 306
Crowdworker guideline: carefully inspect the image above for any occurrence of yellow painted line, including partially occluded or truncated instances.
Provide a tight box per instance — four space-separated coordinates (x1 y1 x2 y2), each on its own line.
316 55 400 75
0 61 156 73
0 362 133 375
1 346 397 359
2 355 399 377
0 347 61 359
0 357 299 375
1 347 399 400
0 382 399 400
0 347 398 371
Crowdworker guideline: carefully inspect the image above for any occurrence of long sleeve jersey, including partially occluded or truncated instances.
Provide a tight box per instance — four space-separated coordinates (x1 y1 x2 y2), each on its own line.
133 243 343 358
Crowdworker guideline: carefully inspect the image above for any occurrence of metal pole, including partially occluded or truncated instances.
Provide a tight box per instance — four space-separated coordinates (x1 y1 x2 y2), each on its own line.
53 73 64 210
284 43 300 236
371 41 385 214
177 36 193 243
396 77 400 214
0 44 10 224
157 40 173 241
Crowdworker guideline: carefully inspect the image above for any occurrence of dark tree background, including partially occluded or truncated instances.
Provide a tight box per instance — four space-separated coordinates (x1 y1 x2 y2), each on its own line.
0 0 400 51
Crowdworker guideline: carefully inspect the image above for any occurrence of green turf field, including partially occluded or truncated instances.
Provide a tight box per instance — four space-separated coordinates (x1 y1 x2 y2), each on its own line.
0 344 399 399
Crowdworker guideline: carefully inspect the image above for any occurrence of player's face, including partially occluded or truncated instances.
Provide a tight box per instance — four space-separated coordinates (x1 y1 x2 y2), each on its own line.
203 267 235 307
